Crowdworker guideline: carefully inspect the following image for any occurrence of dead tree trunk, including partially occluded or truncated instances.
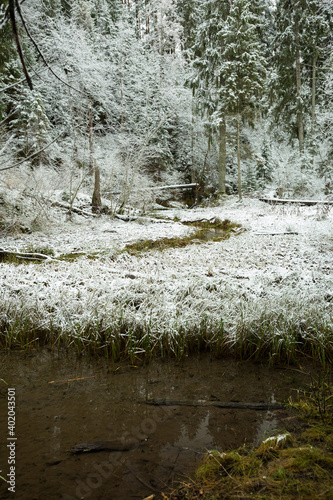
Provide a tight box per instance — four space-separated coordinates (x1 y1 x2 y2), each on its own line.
92 166 101 213
89 107 101 213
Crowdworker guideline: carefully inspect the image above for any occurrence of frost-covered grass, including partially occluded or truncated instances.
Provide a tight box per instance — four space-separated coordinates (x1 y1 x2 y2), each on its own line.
0 197 332 363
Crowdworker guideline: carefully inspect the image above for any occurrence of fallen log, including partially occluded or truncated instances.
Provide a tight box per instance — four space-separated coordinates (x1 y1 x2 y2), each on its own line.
70 437 144 454
51 201 98 217
144 398 285 411
0 249 52 262
254 232 298 236
150 183 199 191
108 183 199 196
260 198 333 206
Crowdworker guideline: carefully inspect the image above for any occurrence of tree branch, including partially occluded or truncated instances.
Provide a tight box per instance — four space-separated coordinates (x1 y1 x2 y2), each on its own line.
0 77 27 94
8 0 33 89
15 0 87 96
0 132 64 172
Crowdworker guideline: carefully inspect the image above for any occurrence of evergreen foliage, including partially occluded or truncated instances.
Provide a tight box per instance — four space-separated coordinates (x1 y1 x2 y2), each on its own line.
0 0 331 199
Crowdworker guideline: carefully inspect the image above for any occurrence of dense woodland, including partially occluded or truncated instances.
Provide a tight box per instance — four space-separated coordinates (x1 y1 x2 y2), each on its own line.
1 6 333 499
0 0 332 212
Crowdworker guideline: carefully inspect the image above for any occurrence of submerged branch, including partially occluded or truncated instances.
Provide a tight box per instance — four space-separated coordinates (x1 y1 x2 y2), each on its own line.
143 399 285 410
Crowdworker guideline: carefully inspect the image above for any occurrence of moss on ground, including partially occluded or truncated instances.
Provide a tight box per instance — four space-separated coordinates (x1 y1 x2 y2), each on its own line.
164 375 333 499
123 218 242 255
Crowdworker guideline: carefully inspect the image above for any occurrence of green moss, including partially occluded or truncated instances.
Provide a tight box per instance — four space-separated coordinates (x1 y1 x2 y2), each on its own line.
301 425 330 443
182 217 240 231
123 219 243 255
166 379 333 500
283 445 333 476
58 251 100 262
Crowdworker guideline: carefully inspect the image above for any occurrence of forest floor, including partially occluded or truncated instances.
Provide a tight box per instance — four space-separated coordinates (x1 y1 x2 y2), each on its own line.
1 193 333 499
0 194 332 361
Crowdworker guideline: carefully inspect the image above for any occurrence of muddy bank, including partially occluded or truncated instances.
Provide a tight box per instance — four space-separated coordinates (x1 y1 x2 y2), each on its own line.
0 350 316 499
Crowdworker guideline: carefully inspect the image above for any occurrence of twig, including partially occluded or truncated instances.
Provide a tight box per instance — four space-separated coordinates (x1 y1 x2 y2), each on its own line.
0 132 64 171
260 198 333 206
9 0 33 89
107 183 199 196
48 376 96 384
254 232 299 236
126 464 160 493
144 398 285 410
0 78 27 94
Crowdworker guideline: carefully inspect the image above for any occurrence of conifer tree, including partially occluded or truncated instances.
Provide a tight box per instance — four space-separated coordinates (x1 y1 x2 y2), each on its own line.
0 2 15 78
218 0 266 199
190 0 230 194
176 0 201 56
300 0 332 143
191 0 266 198
271 0 332 157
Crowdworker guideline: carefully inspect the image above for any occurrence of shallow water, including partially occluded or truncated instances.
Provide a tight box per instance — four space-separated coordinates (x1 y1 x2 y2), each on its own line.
200 227 227 240
0 350 314 499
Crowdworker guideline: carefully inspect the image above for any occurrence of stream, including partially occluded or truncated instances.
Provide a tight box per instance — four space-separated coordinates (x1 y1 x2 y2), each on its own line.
0 349 314 499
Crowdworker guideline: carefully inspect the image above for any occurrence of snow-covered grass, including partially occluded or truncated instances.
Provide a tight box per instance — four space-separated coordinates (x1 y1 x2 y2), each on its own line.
0 196 332 363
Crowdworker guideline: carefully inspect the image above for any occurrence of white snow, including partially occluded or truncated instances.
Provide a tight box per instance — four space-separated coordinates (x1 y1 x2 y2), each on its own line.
0 196 332 350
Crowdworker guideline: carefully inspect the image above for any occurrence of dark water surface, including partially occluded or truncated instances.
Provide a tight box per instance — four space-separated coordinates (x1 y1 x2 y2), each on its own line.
0 349 314 499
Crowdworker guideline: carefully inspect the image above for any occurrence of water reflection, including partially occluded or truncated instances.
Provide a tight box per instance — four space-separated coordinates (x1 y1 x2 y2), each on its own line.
176 413 212 448
0 350 313 500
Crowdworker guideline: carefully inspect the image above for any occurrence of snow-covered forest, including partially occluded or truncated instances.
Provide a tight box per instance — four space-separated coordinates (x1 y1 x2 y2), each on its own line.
1 0 332 203
0 0 332 361
0 4 333 498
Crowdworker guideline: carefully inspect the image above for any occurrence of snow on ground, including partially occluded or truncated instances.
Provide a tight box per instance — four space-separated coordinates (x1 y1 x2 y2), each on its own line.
0 197 332 348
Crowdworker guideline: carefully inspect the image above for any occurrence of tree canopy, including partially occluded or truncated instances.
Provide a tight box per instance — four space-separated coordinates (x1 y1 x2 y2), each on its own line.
0 0 332 201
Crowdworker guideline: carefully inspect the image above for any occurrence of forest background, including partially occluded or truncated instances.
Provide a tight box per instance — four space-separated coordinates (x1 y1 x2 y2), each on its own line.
0 0 332 215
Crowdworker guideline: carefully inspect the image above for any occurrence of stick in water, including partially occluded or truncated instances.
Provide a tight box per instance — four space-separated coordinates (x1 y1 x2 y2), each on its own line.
48 376 96 384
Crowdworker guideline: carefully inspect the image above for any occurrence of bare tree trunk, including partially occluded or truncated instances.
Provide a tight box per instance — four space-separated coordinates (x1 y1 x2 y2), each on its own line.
218 118 226 194
89 107 101 213
92 166 101 213
120 63 124 134
145 0 150 35
237 118 242 201
311 53 318 138
89 107 94 174
190 99 195 183
8 0 33 90
202 133 211 175
294 4 304 154
310 53 318 167
135 0 140 38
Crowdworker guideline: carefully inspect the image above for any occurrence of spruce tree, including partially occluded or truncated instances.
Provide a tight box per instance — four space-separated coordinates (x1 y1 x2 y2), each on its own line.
271 0 332 158
0 2 16 78
190 0 230 194
219 0 266 199
300 0 332 144
176 0 201 56
190 0 266 197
